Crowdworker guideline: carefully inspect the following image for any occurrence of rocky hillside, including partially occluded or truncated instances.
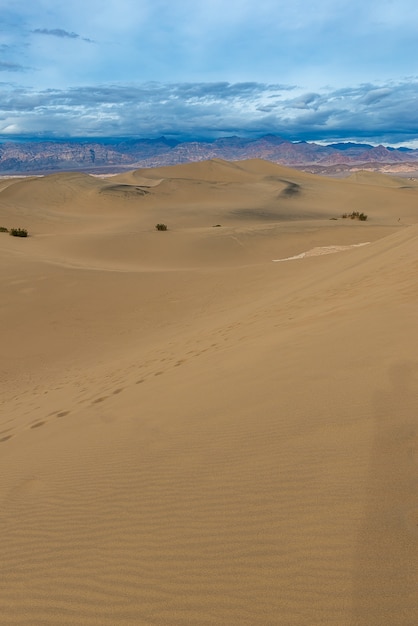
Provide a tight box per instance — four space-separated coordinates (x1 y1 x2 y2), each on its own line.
1 134 418 175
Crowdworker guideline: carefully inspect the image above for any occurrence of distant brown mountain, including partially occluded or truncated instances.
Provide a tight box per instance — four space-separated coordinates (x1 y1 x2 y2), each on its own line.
1 135 418 175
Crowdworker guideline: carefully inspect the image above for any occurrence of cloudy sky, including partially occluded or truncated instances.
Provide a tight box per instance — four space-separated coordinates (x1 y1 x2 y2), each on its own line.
1 0 418 145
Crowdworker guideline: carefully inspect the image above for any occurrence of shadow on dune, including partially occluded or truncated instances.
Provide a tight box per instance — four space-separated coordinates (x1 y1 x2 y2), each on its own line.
279 181 301 197
352 360 418 624
99 184 150 197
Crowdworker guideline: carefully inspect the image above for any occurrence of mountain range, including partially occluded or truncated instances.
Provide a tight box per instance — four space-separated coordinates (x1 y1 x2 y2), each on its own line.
1 134 418 175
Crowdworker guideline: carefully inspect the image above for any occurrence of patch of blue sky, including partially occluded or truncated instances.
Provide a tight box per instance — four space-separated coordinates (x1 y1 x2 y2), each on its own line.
0 0 418 143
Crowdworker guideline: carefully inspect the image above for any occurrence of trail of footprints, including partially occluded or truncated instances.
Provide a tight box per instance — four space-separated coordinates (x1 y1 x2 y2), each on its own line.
1 319 248 444
1 296 334 443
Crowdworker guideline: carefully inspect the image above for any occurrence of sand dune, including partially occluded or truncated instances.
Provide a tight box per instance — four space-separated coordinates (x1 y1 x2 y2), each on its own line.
1 160 418 625
346 169 418 188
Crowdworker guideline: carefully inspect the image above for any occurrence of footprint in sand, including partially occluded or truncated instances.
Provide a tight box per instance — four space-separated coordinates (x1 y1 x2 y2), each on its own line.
0 434 14 442
92 396 108 404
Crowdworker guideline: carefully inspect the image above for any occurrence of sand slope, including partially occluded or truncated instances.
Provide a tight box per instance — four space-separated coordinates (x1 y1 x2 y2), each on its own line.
1 160 418 625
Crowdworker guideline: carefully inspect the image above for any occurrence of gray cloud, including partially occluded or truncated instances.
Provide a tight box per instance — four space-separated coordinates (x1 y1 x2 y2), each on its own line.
0 60 28 72
286 93 322 110
361 88 392 105
32 28 94 43
33 28 79 38
0 80 418 145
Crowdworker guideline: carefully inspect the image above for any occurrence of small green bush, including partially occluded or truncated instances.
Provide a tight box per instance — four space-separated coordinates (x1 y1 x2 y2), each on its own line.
0 226 8 233
10 228 28 237
155 223 167 231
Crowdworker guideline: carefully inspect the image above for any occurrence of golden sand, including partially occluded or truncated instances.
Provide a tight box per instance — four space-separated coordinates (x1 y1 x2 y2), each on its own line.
1 159 418 625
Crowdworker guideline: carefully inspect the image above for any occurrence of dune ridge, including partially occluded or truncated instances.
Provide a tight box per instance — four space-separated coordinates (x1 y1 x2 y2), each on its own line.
1 159 418 625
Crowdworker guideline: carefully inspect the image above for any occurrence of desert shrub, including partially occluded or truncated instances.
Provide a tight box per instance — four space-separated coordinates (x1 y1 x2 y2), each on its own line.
341 211 368 221
0 226 8 232
10 228 28 237
213 224 222 227
155 223 167 231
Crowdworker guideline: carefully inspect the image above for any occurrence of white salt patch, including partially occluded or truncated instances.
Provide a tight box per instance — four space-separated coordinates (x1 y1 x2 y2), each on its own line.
273 242 370 262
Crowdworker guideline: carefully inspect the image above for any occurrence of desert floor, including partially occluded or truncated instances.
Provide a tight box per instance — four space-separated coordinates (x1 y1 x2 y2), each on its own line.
1 159 418 625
